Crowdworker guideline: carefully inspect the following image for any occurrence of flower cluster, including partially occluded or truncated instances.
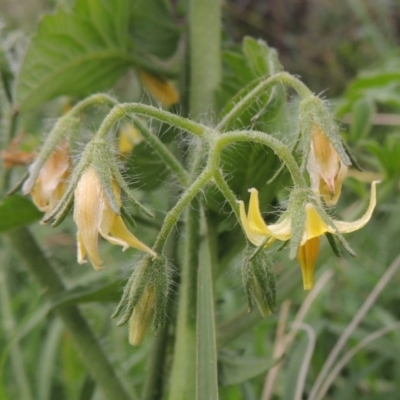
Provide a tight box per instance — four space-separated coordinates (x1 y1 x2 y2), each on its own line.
24 135 156 271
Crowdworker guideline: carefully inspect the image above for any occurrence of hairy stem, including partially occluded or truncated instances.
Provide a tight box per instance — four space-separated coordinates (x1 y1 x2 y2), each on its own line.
97 103 205 139
217 72 312 131
152 168 213 253
215 130 306 187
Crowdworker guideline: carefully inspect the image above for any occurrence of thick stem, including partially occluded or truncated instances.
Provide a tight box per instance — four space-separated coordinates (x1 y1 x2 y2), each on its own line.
215 130 306 187
167 200 200 400
97 103 205 139
189 0 221 119
217 72 312 131
7 228 133 400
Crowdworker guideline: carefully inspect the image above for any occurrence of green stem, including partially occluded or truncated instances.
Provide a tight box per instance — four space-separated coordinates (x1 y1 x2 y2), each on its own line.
189 0 221 118
6 228 133 400
196 210 219 400
167 200 201 400
152 168 213 253
132 118 189 187
0 253 33 400
140 321 170 400
215 130 306 187
217 72 312 131
97 103 205 139
213 169 240 221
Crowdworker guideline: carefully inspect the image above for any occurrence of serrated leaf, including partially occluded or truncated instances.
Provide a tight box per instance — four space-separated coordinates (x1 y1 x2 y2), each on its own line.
242 37 271 77
0 195 42 232
130 0 181 59
219 353 279 386
16 0 131 111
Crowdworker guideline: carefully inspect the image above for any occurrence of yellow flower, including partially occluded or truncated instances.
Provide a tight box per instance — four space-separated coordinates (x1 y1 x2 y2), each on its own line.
307 123 348 206
73 167 156 270
138 71 179 107
118 122 143 155
238 181 378 290
24 141 71 218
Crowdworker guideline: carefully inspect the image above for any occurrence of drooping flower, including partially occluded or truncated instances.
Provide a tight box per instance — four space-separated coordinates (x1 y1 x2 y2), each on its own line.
73 166 156 270
307 123 348 206
238 181 378 290
138 71 179 107
23 141 71 218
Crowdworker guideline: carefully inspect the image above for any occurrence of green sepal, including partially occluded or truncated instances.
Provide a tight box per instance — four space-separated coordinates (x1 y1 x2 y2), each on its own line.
314 202 357 257
115 256 153 326
120 206 137 228
287 187 310 259
242 246 276 317
325 232 341 258
113 254 170 333
92 140 121 215
152 255 170 332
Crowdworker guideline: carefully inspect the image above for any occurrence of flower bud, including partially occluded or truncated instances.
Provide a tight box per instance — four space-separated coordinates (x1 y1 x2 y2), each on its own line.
307 123 348 206
23 141 71 219
129 286 156 346
113 255 171 345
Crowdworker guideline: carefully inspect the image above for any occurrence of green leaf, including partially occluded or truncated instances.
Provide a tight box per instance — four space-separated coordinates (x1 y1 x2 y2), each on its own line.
130 0 181 59
219 353 279 386
52 280 122 308
350 98 375 141
0 195 42 232
125 140 170 191
242 37 271 77
16 0 131 111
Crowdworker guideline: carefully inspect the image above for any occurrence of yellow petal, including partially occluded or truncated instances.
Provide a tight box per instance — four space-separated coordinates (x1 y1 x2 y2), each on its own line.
302 203 333 244
118 123 143 155
307 124 340 193
107 216 157 258
129 286 156 346
138 71 179 107
320 162 348 206
247 188 274 235
247 188 291 241
334 181 379 233
73 168 103 270
238 200 269 246
297 236 320 290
